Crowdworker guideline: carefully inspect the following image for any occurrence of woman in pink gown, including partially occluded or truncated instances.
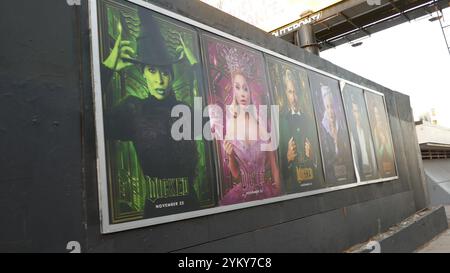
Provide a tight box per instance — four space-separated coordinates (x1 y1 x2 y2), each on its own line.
220 71 281 205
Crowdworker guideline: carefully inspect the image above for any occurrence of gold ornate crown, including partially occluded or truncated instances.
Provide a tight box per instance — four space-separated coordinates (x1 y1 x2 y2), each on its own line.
217 44 254 79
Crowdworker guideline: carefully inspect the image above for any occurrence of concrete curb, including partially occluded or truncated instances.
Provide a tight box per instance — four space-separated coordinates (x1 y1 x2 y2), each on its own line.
350 206 448 253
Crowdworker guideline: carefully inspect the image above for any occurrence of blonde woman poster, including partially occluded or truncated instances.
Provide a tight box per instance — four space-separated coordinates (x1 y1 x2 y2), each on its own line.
201 34 281 205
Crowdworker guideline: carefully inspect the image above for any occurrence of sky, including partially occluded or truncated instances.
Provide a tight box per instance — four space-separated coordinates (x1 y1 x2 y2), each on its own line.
321 8 450 128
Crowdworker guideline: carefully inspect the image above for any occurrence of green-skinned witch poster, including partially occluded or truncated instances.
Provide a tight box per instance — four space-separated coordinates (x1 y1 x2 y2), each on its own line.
95 0 216 225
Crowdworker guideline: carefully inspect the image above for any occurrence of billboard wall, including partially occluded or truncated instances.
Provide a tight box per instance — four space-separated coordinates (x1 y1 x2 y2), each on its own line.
90 0 398 233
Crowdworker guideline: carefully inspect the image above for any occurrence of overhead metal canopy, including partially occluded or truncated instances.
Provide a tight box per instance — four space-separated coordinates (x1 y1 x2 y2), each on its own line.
420 143 450 150
201 0 347 32
271 0 450 51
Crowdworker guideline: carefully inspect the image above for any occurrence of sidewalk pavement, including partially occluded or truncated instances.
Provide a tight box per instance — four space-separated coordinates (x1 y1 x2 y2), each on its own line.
416 206 450 253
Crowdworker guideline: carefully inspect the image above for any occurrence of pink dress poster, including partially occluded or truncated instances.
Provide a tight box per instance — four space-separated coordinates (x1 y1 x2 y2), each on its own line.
201 34 281 205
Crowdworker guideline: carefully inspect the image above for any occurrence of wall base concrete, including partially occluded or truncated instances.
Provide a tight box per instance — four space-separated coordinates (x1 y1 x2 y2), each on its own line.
350 206 449 253
417 206 450 253
172 191 415 253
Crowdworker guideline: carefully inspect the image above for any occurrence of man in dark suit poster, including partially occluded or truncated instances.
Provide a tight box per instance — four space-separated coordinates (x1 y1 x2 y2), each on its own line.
343 85 379 181
267 60 325 193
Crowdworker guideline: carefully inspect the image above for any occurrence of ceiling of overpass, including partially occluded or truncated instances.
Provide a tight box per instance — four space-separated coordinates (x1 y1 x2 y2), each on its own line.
200 0 450 51
200 0 346 32
286 0 450 51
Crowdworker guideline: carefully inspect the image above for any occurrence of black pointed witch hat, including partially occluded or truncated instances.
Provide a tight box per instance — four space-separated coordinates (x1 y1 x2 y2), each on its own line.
127 9 181 67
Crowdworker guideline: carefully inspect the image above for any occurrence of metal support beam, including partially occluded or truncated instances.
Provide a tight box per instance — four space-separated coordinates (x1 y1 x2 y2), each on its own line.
270 0 367 37
317 38 336 49
339 11 372 37
314 0 396 33
295 24 320 55
389 0 411 21
321 0 449 50
435 2 450 55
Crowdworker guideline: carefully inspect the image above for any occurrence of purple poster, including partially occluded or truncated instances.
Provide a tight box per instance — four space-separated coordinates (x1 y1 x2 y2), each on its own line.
201 34 281 205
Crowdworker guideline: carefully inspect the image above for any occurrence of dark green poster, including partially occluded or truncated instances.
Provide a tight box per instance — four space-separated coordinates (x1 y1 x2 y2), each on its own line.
96 0 216 224
365 91 397 178
342 84 379 181
266 56 325 193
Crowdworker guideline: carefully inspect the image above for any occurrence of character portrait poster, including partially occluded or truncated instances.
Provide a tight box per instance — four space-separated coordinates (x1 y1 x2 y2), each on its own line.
96 0 216 224
266 56 325 193
342 84 379 181
365 91 397 178
308 72 356 185
201 34 282 205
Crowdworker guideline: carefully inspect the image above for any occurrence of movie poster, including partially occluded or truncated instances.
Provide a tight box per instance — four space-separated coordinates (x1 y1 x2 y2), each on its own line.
342 84 379 181
266 56 325 193
201 34 281 205
96 0 216 224
365 91 397 178
308 72 356 185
